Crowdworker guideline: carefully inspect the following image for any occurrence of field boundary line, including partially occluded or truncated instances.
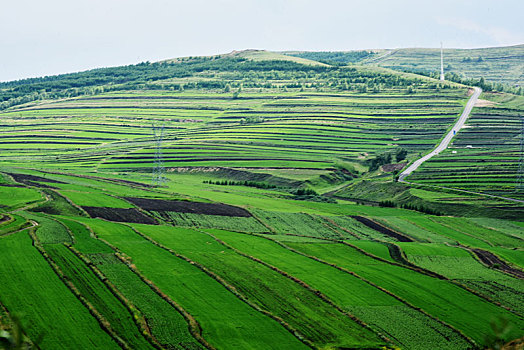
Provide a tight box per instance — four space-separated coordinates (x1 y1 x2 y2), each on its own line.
402 180 524 204
248 231 478 347
70 219 213 350
196 228 392 346
459 245 524 280
393 242 523 316
321 216 362 239
0 219 36 237
64 244 164 349
123 224 316 349
427 217 494 247
26 227 130 349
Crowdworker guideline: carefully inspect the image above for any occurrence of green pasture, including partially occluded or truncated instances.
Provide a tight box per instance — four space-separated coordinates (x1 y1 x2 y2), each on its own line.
77 218 309 350
132 224 383 349
0 231 119 349
211 229 473 349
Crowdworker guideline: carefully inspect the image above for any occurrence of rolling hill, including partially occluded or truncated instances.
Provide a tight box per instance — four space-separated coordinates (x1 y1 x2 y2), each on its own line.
0 48 522 349
285 44 524 88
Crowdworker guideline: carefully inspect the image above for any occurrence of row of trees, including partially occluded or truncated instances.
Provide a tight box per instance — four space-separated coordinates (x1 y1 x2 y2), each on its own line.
378 200 443 216
202 180 277 189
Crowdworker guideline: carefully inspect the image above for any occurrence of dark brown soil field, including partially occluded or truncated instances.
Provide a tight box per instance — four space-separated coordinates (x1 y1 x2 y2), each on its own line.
0 184 26 188
124 197 252 217
6 173 65 189
7 173 65 185
471 248 524 279
82 206 157 224
351 216 414 242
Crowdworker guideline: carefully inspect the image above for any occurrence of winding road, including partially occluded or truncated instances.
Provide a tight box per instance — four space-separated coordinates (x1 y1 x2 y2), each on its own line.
398 87 482 182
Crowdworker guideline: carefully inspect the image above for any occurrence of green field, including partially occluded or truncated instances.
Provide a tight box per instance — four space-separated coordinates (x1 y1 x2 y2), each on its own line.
0 49 522 349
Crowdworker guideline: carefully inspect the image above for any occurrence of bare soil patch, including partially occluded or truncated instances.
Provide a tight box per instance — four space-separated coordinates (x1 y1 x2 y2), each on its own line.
381 163 407 172
82 206 157 225
125 197 251 217
471 248 524 279
474 99 497 107
6 173 65 189
351 216 414 242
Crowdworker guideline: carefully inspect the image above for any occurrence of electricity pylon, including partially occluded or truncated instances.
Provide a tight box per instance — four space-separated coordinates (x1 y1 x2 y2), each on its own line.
152 123 167 186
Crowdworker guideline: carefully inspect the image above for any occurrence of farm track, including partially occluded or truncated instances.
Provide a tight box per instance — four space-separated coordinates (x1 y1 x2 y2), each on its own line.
0 219 37 237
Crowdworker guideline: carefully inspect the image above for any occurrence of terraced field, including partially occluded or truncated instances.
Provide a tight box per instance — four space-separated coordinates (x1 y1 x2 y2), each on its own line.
0 52 522 349
0 89 467 174
408 92 524 200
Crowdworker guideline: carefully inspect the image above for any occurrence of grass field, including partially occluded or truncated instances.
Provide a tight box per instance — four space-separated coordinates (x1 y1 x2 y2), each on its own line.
77 218 311 350
0 50 522 349
210 229 473 349
0 231 119 349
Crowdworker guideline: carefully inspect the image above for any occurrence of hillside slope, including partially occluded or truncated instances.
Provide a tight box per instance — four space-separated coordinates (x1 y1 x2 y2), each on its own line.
0 52 523 350
284 44 524 88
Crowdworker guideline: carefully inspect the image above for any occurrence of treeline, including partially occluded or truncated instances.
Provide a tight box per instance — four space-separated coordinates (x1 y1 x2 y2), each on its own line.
203 179 277 189
366 148 407 172
379 200 443 215
287 51 376 65
0 57 330 110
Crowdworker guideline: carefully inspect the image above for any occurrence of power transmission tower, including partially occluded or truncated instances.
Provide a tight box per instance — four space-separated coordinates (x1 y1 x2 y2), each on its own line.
152 123 167 186
516 117 524 192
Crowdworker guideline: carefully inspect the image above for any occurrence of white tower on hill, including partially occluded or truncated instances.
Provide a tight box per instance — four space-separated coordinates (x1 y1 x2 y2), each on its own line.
440 42 445 81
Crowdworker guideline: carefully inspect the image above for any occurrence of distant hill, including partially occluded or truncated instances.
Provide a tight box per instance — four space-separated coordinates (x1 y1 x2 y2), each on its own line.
284 44 524 88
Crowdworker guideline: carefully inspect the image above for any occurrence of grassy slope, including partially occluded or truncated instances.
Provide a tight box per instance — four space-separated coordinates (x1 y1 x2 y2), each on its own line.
77 218 309 350
131 224 384 349
367 45 524 86
0 52 522 349
210 229 474 349
283 240 523 344
0 231 119 349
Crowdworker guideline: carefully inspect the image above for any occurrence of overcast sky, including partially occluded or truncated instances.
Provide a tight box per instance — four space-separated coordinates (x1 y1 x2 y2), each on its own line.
1 0 523 82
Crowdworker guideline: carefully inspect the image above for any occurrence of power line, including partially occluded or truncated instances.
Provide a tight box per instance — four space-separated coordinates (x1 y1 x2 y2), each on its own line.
152 122 167 186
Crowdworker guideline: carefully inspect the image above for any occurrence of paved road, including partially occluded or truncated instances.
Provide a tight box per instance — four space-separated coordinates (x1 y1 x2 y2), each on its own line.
399 87 482 182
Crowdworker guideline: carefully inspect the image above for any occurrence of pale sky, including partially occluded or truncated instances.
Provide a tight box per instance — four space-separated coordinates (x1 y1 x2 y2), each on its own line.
1 0 523 82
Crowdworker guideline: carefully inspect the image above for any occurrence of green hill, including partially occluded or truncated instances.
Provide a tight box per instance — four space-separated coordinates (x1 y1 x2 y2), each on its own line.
285 44 524 88
0 51 522 350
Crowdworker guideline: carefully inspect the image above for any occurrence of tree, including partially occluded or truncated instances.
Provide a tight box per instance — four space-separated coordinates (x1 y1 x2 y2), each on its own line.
395 148 408 162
